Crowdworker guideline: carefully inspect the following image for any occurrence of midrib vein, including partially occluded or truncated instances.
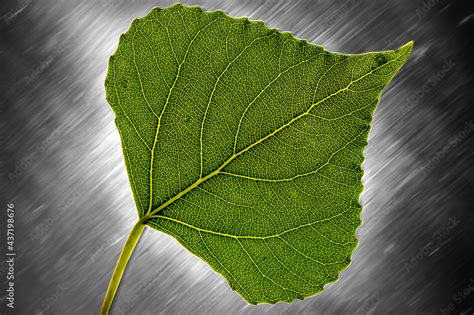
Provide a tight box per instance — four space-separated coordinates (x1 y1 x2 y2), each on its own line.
144 53 404 220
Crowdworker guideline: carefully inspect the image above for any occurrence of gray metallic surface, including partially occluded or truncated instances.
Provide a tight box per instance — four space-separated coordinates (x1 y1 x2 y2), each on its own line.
1 0 473 314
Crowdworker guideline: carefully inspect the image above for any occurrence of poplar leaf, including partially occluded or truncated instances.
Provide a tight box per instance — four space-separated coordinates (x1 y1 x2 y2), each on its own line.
105 4 412 305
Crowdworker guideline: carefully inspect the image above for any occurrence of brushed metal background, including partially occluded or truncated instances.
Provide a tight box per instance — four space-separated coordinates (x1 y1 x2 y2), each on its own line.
1 0 473 314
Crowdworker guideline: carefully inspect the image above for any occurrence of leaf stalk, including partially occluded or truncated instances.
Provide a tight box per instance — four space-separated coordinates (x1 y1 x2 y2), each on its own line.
100 220 146 314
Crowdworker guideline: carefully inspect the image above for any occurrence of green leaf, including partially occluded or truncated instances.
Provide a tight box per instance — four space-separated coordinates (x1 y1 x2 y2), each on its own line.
104 4 412 307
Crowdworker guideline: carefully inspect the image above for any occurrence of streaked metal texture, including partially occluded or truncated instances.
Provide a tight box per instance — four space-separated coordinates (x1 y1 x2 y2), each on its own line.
1 0 473 314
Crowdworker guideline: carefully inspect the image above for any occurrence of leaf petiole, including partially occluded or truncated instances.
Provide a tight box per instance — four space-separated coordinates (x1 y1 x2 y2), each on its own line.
100 219 146 314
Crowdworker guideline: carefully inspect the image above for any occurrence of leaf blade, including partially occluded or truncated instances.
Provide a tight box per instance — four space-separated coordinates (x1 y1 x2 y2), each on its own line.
105 4 412 304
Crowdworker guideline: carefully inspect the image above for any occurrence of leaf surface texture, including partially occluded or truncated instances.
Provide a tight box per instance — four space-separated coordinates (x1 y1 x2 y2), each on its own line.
105 4 412 304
